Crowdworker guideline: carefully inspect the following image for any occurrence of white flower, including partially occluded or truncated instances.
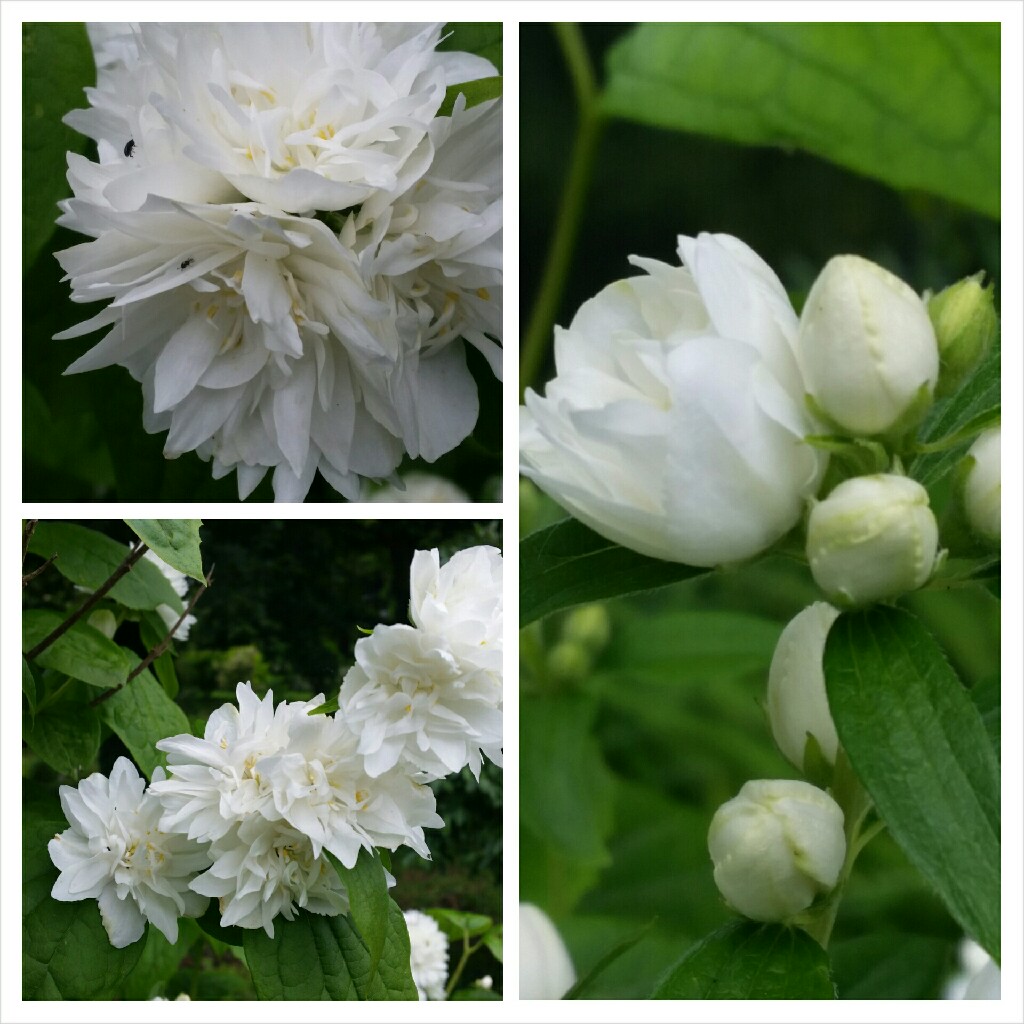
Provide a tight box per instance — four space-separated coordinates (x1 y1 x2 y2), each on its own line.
153 682 441 860
520 903 576 999
141 547 196 640
797 255 939 436
409 545 503 677
806 474 940 606
403 909 449 1000
365 472 470 503
963 427 1000 544
520 233 827 566
766 602 841 773
57 22 502 502
48 757 210 948
338 623 502 780
943 938 1001 999
708 779 846 923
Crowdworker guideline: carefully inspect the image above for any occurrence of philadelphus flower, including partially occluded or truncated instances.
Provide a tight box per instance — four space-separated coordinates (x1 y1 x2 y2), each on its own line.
766 602 841 773
142 547 196 640
963 428 1000 544
520 903 576 999
57 23 502 501
151 682 442 936
48 757 210 948
797 255 939 436
404 909 449 1000
520 233 827 566
339 545 503 780
807 474 940 606
708 779 846 922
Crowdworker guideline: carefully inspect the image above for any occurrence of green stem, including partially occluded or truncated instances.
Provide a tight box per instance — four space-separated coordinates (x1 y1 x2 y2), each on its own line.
519 23 605 401
445 927 480 996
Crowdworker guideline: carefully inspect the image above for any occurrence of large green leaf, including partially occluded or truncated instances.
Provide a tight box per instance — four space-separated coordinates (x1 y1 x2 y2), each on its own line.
124 519 205 583
23 799 145 998
243 903 417 1000
324 847 390 989
602 23 999 218
23 698 101 778
520 693 615 866
27 521 182 611
830 932 957 999
520 518 707 627
23 609 131 689
96 665 191 779
651 920 836 998
22 23 95 271
440 22 502 72
825 607 1000 961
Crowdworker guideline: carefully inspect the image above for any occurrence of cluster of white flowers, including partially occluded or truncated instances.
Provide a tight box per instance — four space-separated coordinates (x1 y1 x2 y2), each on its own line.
56 23 502 501
403 909 449 1000
142 547 197 640
48 544 502 948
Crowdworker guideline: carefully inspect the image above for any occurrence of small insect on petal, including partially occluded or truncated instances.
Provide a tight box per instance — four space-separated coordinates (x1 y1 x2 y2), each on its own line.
124 139 135 158
180 258 194 270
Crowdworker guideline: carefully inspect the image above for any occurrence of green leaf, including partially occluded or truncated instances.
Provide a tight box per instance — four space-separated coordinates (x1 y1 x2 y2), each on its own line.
970 673 1000 758
438 76 502 117
307 696 339 716
482 923 503 961
117 918 199 1000
194 904 245 948
440 22 502 72
243 904 417 1000
426 908 493 940
912 334 1000 487
565 919 655 998
520 693 615 865
140 610 179 698
96 664 191 779
23 698 101 777
602 23 999 217
23 800 146 998
651 920 837 999
23 609 131 689
830 933 958 999
28 521 182 611
22 23 95 271
520 518 707 627
324 847 389 988
825 607 1000 962
124 519 205 582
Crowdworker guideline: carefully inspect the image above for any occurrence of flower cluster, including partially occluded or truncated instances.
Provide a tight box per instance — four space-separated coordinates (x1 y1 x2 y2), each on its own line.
403 909 449 1000
47 544 502 947
56 23 502 501
338 544 503 780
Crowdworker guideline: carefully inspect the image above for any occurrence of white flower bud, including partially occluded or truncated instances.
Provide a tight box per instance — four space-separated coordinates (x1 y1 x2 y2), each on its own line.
797 255 939 436
520 903 576 999
963 428 1000 544
708 779 846 922
767 603 841 773
806 474 940 606
927 274 998 398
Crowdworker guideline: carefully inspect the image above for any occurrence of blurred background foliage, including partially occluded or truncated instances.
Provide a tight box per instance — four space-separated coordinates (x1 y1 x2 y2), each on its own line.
520 22 999 999
22 22 501 502
24 518 502 998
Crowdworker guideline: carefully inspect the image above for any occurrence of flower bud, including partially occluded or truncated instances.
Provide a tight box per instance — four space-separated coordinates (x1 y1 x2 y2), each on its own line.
708 779 846 922
562 604 612 650
767 603 841 773
520 903 576 999
963 427 1000 544
797 255 939 436
927 274 997 397
806 474 940 606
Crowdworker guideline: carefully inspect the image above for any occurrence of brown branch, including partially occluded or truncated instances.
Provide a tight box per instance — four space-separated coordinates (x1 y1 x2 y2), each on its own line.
25 541 150 662
23 553 58 587
90 566 214 708
22 520 38 565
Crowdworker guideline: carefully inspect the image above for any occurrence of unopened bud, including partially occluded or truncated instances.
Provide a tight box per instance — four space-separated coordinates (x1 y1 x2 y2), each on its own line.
520 903 576 999
797 255 939 436
927 274 997 397
767 603 841 774
807 474 940 606
561 604 611 650
963 427 1000 544
708 779 846 922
